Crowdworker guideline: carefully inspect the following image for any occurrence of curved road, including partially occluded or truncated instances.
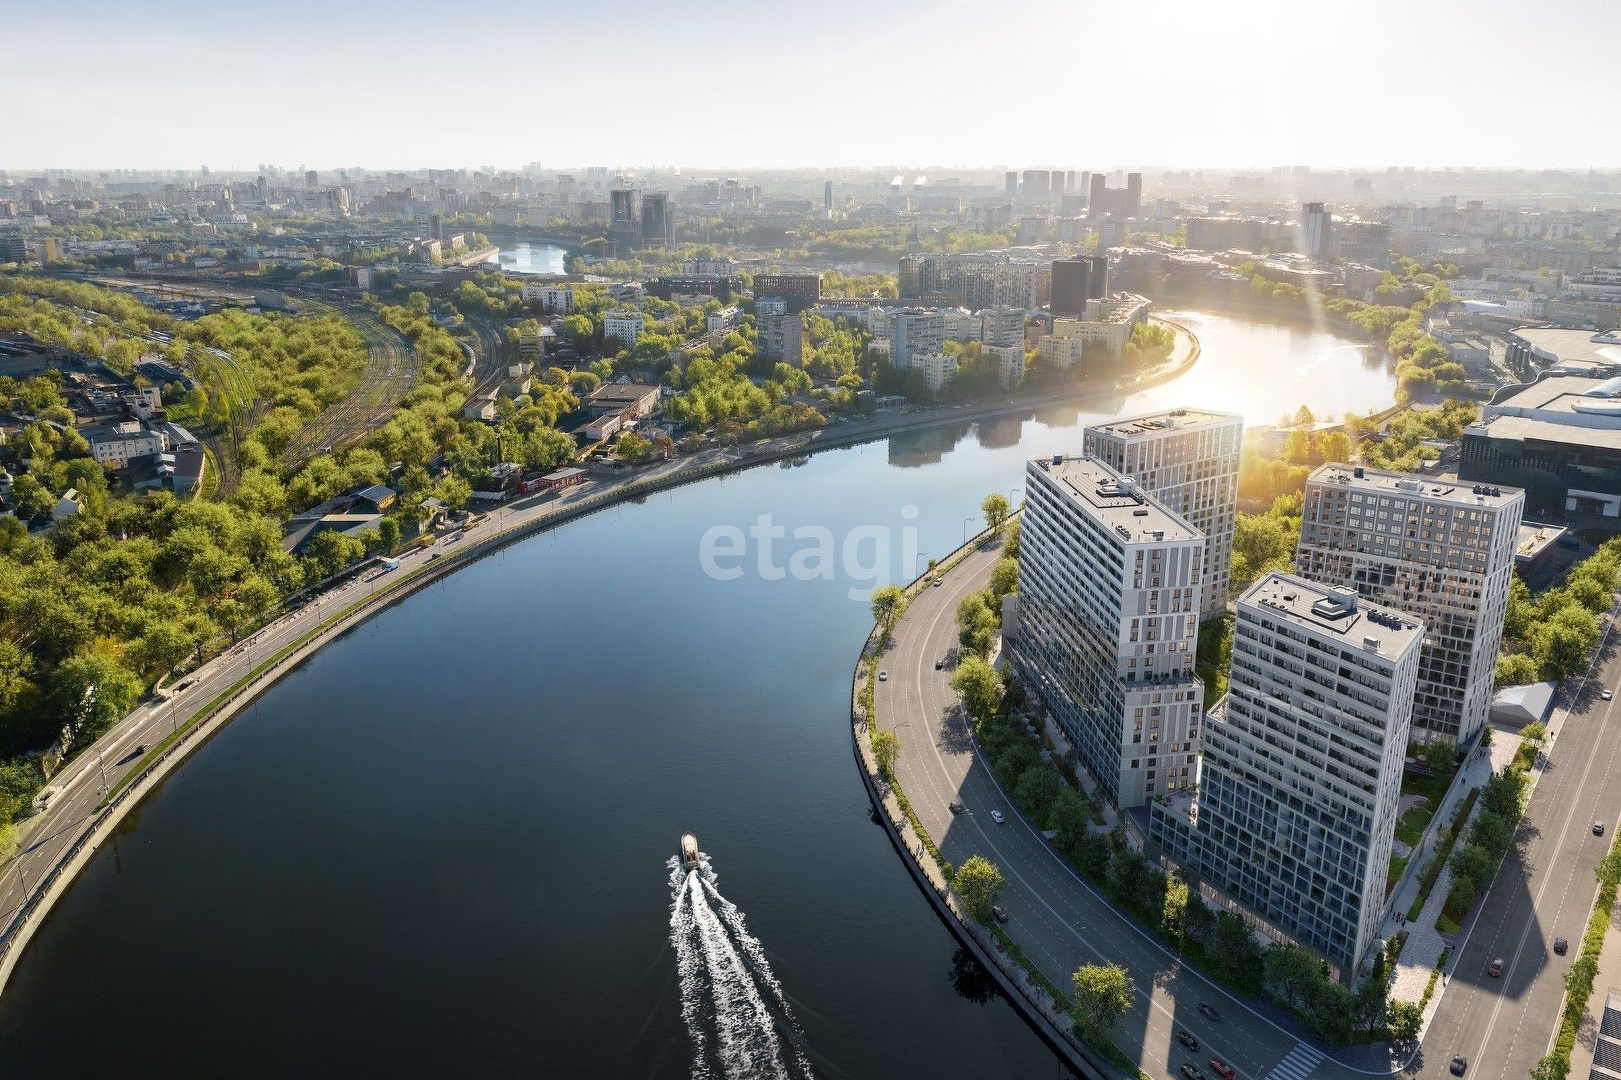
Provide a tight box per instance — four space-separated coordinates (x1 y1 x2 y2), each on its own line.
877 543 1621 1080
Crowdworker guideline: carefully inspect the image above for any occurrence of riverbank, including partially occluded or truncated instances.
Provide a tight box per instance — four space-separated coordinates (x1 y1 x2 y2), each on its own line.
0 317 1203 1001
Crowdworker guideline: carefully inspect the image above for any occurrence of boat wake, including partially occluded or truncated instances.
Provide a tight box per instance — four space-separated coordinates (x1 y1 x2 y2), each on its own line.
667 853 815 1080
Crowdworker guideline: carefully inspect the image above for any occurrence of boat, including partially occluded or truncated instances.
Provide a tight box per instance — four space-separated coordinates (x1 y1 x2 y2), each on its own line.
681 832 701 871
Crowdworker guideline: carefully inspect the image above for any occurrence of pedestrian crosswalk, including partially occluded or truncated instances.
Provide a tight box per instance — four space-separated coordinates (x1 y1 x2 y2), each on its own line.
1261 1044 1324 1080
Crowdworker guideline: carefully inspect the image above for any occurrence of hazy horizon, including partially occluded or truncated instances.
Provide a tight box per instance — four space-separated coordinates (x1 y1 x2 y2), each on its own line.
8 0 1619 172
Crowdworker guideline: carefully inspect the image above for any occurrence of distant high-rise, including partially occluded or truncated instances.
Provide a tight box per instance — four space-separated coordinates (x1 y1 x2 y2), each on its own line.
1050 170 1065 197
640 192 670 247
889 309 945 370
305 170 318 189
609 188 640 255
429 212 444 241
824 180 833 215
610 188 636 223
1088 173 1106 212
1022 170 1050 199
1301 202 1331 258
1050 259 1092 318
1005 171 1019 197
1012 455 1205 809
1065 170 1076 194
1086 254 1109 299
1126 173 1142 217
1293 465 1523 746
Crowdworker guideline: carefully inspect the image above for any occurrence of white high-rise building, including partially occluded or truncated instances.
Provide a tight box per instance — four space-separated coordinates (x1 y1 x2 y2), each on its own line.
915 352 958 394
1012 455 1205 809
980 306 1026 348
889 309 944 370
1084 408 1243 621
1294 465 1523 746
603 310 645 348
1153 572 1421 979
757 312 803 366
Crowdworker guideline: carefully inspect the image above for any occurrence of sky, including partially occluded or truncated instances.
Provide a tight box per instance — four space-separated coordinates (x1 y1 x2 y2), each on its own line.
6 0 1620 171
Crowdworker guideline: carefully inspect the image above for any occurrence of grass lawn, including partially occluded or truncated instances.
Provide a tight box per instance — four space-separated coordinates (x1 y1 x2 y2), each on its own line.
1387 853 1410 895
1395 803 1434 847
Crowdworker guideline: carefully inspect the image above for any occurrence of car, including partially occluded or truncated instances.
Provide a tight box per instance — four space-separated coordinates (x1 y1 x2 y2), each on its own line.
1597 821 1607 836
445 532 461 543
135 743 148 754
1605 690 1615 701
990 810 1005 824
1451 1055 1467 1076
877 670 888 682
1180 1065 1203 1080
991 905 1010 924
933 577 943 587
1554 937 1569 955
429 551 442 559
935 659 945 670
948 802 966 815
1177 1031 1199 1050
1488 958 1504 977
1197 1003 1221 1022
1208 1060 1236 1080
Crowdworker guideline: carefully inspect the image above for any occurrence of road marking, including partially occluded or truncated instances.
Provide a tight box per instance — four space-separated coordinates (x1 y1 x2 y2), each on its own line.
1263 1044 1325 1080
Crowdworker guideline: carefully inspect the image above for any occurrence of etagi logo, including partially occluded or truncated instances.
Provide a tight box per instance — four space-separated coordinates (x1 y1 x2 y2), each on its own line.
699 506 922 600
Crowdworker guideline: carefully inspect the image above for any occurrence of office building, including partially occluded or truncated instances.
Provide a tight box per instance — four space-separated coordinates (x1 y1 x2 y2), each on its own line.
84 420 165 468
757 312 803 366
1084 408 1244 620
1301 202 1331 258
305 170 318 189
980 307 1026 348
1294 464 1523 746
1159 573 1422 979
603 310 645 348
824 180 833 216
640 192 671 247
1089 173 1106 212
1126 173 1142 217
1047 294 1152 358
1051 259 1093 317
755 297 788 317
523 284 575 314
1085 254 1109 299
1461 348 1621 516
1005 171 1019 197
888 309 945 370
1022 170 1050 200
1011 456 1205 809
752 274 821 313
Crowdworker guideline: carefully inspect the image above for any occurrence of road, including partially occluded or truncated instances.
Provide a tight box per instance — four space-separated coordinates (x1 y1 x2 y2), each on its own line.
878 547 1621 1080
1410 628 1621 1080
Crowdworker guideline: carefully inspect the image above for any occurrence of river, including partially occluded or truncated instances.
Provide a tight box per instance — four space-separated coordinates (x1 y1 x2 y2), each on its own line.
485 242 571 276
0 313 1392 1077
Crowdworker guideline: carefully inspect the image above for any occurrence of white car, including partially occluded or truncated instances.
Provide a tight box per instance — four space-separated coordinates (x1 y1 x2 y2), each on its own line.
990 810 1005 824
877 670 888 682
1604 690 1614 701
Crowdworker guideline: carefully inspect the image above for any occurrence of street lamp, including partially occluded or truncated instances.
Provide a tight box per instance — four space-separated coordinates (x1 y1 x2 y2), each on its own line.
962 516 975 546
915 552 931 577
1009 486 1022 508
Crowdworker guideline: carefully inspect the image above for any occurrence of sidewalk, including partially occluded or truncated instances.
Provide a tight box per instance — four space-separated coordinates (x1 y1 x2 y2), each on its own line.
1386 731 1523 1008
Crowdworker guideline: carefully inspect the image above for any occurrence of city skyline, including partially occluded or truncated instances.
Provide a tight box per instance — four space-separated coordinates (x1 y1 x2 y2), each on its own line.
8 0 1621 171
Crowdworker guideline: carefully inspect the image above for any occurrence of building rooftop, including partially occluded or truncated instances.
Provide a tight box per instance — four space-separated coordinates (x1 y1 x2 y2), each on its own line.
1470 413 1621 452
1241 571 1423 658
1310 462 1522 509
1489 372 1621 416
1516 522 1568 562
1514 326 1621 370
1034 455 1202 543
1089 407 1243 440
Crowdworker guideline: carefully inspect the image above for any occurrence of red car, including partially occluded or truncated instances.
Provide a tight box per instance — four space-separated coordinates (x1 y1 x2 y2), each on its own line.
1209 1061 1236 1080
1488 958 1504 977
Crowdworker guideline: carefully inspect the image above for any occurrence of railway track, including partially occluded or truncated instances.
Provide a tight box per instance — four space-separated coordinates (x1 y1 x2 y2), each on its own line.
280 302 419 469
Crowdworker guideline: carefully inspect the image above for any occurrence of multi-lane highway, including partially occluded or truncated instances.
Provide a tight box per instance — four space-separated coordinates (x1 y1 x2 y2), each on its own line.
876 542 1621 1080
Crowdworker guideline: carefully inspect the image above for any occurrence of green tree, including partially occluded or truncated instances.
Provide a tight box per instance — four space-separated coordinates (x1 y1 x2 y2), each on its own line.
954 854 1004 921
1420 740 1456 774
1450 843 1497 889
981 492 1010 536
1480 769 1525 819
1446 875 1477 912
1264 943 1322 1010
1004 518 1021 561
872 729 900 778
988 557 1018 601
1495 652 1541 687
48 654 142 748
951 655 1003 723
0 641 37 715
870 583 905 637
1386 999 1422 1041
1013 765 1063 823
616 431 657 464
1071 962 1135 1034
1469 809 1515 858
1161 874 1189 945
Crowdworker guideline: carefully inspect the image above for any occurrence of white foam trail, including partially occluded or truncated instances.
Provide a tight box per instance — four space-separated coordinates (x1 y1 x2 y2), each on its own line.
668 857 714 1080
668 853 813 1080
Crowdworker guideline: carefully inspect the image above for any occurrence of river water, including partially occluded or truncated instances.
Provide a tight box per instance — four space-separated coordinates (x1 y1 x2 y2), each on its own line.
0 313 1392 1077
487 242 570 275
